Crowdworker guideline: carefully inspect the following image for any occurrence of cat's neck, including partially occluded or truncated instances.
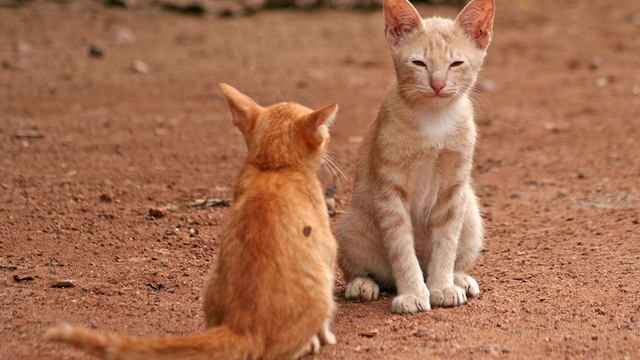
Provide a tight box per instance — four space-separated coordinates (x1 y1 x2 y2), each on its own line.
234 164 324 200
374 84 476 151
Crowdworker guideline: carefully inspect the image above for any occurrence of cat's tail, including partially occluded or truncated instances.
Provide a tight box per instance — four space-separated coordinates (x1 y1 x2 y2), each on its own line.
45 324 253 360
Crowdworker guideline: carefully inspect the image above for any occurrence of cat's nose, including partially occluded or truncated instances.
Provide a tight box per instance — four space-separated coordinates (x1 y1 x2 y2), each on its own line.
430 80 446 94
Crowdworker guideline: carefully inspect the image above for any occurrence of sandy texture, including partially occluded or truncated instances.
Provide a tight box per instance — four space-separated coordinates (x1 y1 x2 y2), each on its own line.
1 0 639 359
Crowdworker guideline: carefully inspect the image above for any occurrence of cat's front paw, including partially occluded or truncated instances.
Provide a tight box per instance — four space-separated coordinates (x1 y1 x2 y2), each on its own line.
454 272 480 297
391 293 431 313
429 286 467 307
297 335 321 358
318 319 336 345
319 328 336 346
345 277 379 302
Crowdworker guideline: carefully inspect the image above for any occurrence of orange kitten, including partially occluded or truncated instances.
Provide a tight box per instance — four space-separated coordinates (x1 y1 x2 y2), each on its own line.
45 84 339 359
337 0 494 313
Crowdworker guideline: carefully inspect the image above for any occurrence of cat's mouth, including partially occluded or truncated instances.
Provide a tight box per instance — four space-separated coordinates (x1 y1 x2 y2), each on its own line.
428 91 455 99
400 86 456 103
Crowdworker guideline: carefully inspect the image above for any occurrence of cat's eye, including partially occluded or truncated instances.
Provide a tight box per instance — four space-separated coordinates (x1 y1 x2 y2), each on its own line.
450 61 464 68
411 60 427 67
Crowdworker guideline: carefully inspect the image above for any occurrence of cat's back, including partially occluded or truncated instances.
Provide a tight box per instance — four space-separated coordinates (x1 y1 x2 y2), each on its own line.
201 85 340 360
211 168 334 348
240 170 323 220
227 168 330 257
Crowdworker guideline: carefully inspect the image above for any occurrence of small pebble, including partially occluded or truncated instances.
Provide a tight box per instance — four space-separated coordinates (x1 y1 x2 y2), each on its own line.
596 77 608 87
89 44 104 58
132 59 149 74
51 280 76 288
148 207 166 218
115 28 136 45
358 329 379 338
16 41 32 53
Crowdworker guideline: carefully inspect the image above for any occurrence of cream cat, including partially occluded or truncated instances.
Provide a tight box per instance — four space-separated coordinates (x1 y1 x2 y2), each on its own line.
337 0 494 314
46 84 339 359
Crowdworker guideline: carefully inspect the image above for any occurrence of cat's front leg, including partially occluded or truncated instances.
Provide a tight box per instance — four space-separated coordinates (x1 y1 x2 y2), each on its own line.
425 190 469 308
391 292 431 313
378 194 431 314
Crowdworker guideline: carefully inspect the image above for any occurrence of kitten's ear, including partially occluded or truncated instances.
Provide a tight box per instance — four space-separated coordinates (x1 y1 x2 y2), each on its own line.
219 83 262 134
455 0 495 50
302 103 338 148
384 0 423 47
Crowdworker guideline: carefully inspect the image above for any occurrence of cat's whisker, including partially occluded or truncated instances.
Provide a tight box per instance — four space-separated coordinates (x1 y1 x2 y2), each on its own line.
329 154 348 183
322 152 348 186
275 89 287 102
331 159 346 183
320 161 335 183
398 84 431 103
319 157 336 183
469 88 489 106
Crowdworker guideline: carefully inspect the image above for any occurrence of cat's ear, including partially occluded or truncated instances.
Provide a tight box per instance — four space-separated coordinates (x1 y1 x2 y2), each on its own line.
455 0 495 50
384 0 423 47
219 83 262 134
302 103 338 148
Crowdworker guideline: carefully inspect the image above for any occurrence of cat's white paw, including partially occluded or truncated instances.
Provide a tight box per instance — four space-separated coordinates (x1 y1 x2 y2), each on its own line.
391 293 431 313
344 277 379 301
429 286 467 307
454 272 480 297
297 335 321 358
319 328 336 346
318 320 336 345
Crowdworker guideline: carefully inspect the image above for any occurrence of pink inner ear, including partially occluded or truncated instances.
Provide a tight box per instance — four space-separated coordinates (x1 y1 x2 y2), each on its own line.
384 0 423 46
219 83 261 135
303 103 337 148
457 0 495 50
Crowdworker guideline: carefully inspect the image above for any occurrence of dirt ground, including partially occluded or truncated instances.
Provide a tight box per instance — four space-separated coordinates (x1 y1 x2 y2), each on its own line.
1 0 639 359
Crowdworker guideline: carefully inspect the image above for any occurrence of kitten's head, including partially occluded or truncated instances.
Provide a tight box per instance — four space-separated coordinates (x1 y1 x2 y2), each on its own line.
219 83 338 172
384 0 495 107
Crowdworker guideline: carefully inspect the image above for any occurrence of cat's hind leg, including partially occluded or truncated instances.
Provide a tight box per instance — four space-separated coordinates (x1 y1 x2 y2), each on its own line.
428 286 467 307
317 318 336 345
294 335 321 359
454 271 480 297
344 277 379 302
294 319 336 360
337 217 386 302
453 186 484 298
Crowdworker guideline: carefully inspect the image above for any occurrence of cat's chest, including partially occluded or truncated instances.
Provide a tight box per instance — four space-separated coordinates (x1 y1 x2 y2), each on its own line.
406 149 444 211
381 135 470 213
380 105 473 158
378 123 471 168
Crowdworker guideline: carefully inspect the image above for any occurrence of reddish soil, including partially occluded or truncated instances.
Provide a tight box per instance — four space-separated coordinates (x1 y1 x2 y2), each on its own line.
1 1 640 359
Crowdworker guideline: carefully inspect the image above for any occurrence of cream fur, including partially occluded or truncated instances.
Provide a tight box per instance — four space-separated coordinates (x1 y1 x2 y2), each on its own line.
337 0 495 314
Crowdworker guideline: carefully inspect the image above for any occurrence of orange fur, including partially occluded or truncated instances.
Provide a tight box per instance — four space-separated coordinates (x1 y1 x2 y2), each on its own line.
45 84 339 360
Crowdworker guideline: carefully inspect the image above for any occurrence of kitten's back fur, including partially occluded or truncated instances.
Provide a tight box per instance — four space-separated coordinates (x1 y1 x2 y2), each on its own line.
337 0 494 314
46 84 339 360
